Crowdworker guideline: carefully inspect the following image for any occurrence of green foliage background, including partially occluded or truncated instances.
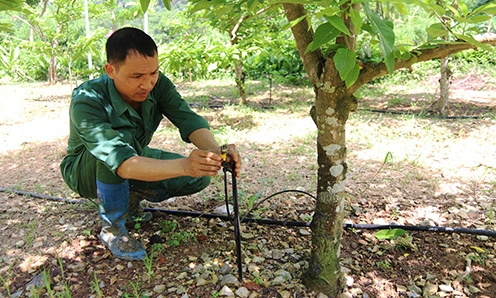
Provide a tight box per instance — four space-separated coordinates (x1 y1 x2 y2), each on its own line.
0 0 494 85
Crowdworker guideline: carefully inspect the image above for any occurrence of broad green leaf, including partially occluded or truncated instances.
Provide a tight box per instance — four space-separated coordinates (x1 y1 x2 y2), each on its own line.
349 8 363 32
458 1 469 16
364 4 395 73
190 1 215 13
0 23 13 32
162 0 171 10
427 3 446 16
282 14 307 31
140 0 150 13
390 2 408 15
471 3 496 15
468 15 491 23
305 22 340 54
446 4 461 17
333 47 360 88
426 23 449 38
0 0 23 11
454 32 491 51
316 7 340 19
325 15 351 36
375 229 407 240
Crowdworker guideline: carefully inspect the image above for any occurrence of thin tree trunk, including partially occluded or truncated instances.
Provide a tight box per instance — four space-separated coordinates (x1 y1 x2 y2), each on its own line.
234 60 246 105
433 57 451 115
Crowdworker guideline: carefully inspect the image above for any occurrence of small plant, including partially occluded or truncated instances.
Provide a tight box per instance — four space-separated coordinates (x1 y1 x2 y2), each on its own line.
252 272 264 285
143 243 162 278
24 218 38 247
376 260 391 269
375 228 417 251
167 231 196 246
127 279 144 298
469 246 489 265
42 268 55 298
0 265 13 297
91 271 103 297
159 219 179 234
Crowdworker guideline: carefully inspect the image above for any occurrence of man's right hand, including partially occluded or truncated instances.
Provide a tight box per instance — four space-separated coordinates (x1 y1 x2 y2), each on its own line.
183 149 222 178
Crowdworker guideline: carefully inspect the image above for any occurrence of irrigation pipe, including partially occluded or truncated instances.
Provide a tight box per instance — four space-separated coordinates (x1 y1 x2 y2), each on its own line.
1 187 495 237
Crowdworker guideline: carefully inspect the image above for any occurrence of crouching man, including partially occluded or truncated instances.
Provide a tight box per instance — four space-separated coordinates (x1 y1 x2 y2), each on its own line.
60 27 241 261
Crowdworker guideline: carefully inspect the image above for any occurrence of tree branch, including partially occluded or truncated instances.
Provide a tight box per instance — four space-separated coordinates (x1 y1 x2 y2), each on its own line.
231 3 279 43
282 3 325 85
351 33 496 93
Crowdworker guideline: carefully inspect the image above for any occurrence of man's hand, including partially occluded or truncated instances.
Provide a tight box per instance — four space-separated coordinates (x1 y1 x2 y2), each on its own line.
183 149 222 178
222 144 242 178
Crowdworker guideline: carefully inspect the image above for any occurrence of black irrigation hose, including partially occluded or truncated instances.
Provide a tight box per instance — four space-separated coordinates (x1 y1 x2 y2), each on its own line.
358 108 490 120
1 187 495 237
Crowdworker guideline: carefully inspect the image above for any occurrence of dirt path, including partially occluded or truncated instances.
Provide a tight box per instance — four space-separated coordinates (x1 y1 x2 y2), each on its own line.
0 81 495 298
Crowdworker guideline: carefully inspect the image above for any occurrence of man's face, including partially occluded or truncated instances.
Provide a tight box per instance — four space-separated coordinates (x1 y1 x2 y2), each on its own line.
105 53 159 107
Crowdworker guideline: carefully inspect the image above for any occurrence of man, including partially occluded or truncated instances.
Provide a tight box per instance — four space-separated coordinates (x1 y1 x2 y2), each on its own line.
60 27 241 261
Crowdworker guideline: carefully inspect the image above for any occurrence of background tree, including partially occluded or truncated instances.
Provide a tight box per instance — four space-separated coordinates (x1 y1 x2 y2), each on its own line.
189 0 283 104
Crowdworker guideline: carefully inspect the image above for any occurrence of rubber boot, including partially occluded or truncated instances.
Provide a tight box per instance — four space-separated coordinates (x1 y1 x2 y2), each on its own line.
127 191 153 223
97 180 146 261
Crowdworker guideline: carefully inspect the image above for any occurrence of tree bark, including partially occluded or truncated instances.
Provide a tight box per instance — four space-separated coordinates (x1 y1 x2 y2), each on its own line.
283 3 351 295
433 57 451 115
283 1 496 295
234 59 246 105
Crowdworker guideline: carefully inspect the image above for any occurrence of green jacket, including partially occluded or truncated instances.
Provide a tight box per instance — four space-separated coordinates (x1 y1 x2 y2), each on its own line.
60 73 209 194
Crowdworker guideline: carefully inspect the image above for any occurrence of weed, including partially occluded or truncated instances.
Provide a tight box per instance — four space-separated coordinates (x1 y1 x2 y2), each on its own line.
0 265 13 297
42 268 55 298
159 219 179 234
91 271 103 297
252 272 264 285
24 218 38 247
127 279 144 298
167 231 196 246
143 243 163 278
376 260 391 269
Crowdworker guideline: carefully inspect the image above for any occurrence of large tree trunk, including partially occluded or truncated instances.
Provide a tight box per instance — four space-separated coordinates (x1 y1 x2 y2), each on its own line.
303 63 357 294
283 3 349 295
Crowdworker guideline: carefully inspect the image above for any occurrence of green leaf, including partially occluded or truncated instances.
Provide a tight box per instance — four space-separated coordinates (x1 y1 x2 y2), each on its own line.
375 228 407 240
0 0 23 11
282 14 307 31
316 6 340 19
349 8 363 32
333 47 360 88
471 3 496 15
162 0 171 10
140 0 150 13
325 15 351 36
364 4 396 73
426 23 449 38
454 32 491 51
305 22 339 54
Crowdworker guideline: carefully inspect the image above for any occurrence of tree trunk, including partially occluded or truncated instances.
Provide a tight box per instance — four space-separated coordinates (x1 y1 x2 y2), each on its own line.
432 57 451 115
234 59 246 105
302 56 357 294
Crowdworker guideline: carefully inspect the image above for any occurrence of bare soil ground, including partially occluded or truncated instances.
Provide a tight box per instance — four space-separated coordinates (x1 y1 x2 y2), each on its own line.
0 75 495 298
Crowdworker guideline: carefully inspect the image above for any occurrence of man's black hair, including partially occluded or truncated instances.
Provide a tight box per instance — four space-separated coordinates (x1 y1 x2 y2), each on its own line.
106 27 157 65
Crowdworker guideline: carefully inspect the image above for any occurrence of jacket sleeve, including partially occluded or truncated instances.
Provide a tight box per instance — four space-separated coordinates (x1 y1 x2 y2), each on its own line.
152 73 210 143
70 86 138 174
